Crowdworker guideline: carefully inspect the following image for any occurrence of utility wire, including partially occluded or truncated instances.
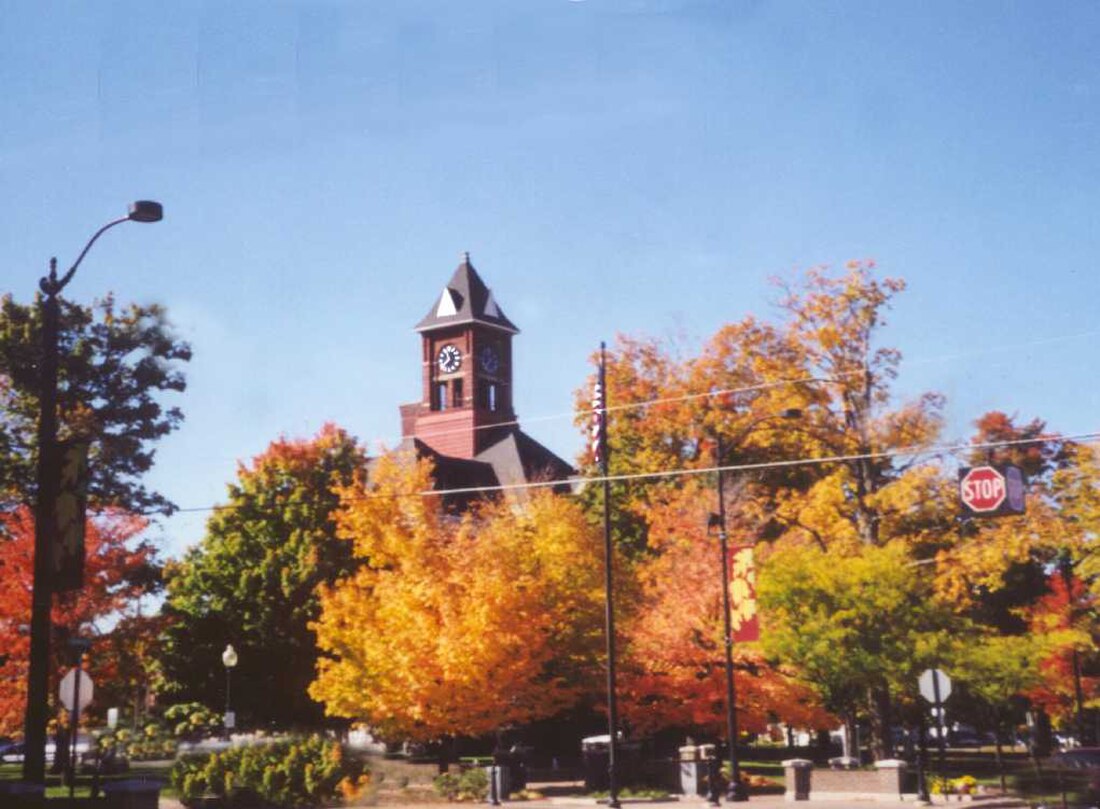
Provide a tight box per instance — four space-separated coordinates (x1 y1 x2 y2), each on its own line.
169 328 1100 461
403 371 854 446
166 430 1100 513
369 327 1100 448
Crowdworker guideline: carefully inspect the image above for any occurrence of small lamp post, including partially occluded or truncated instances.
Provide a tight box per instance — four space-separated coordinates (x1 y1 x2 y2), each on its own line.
65 637 93 799
222 644 238 736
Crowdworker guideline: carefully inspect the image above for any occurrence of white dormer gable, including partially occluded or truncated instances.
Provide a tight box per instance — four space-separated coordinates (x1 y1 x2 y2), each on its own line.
483 291 500 318
436 287 458 317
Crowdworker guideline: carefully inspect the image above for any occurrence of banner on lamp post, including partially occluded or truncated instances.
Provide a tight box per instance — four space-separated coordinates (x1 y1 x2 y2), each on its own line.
729 544 759 643
53 440 89 592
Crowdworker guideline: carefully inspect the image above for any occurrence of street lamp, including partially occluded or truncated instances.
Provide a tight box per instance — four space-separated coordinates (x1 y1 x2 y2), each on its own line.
707 409 801 803
222 644 239 736
22 201 163 784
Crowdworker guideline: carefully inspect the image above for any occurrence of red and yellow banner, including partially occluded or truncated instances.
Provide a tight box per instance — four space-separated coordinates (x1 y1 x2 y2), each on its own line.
729 544 759 643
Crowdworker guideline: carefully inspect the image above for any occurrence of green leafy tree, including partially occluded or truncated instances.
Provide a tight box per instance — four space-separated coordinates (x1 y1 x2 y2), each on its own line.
758 542 962 757
952 633 1051 789
156 424 367 727
0 293 191 514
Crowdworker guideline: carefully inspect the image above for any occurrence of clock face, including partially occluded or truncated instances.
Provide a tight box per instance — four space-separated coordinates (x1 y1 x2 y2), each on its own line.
437 344 462 374
478 345 500 375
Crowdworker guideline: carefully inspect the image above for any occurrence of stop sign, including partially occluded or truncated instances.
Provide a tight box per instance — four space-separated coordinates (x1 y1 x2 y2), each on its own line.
960 466 1006 512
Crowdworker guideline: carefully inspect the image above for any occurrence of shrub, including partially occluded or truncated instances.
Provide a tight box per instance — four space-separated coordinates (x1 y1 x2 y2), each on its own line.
95 720 179 762
930 774 979 795
164 702 223 741
433 767 489 801
169 735 368 808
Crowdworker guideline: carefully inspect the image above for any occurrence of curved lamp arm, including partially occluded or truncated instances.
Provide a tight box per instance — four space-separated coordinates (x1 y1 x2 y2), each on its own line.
40 200 164 296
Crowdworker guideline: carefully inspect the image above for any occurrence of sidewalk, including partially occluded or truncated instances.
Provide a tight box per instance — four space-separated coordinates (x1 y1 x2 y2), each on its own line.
157 793 1030 809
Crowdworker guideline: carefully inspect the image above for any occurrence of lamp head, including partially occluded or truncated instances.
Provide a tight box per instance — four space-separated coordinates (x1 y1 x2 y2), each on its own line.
707 513 723 534
222 644 238 669
128 200 163 223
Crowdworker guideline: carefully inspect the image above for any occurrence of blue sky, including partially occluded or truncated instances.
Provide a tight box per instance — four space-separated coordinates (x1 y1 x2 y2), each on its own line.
3 1 1099 557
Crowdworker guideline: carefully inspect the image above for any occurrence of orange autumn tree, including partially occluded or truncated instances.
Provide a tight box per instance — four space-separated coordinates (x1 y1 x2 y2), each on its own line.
583 264 952 758
0 506 158 734
309 451 610 742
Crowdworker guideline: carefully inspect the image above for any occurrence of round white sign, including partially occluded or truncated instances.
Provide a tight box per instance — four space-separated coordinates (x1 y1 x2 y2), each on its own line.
918 668 951 704
58 668 94 713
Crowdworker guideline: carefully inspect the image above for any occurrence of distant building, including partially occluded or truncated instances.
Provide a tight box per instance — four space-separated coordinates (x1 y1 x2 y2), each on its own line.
396 254 574 502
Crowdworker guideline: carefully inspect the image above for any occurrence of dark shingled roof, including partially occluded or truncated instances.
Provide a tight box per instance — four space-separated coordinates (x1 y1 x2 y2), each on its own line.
475 428 575 494
387 431 576 504
415 254 519 334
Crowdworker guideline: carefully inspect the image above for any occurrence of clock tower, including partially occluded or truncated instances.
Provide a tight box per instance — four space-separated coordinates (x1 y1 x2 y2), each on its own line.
401 253 520 459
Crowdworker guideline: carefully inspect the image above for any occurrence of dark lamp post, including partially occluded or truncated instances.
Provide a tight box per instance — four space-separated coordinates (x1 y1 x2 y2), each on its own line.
708 407 801 803
22 201 163 784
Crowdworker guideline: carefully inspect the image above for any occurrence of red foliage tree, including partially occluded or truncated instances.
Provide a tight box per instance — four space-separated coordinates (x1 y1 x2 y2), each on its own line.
0 506 158 735
1025 572 1099 727
620 480 833 736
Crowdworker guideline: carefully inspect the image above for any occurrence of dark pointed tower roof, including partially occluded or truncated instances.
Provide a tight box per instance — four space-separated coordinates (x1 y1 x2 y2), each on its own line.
415 253 519 334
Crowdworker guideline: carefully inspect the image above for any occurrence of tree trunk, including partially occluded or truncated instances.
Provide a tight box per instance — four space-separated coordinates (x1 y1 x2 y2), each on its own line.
866 684 893 761
843 709 858 762
994 725 1007 793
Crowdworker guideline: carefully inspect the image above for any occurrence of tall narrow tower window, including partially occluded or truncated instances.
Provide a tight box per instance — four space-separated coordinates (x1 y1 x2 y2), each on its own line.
477 380 498 411
433 382 448 411
453 379 464 408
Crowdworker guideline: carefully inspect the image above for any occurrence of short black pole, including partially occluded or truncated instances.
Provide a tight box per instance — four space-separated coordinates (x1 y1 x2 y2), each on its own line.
931 670 946 793
489 763 500 806
916 712 930 803
716 435 748 802
597 342 621 809
707 752 721 806
69 660 83 799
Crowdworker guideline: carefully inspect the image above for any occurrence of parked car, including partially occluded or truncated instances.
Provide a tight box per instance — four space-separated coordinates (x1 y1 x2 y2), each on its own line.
0 736 92 764
949 728 996 748
0 740 24 763
1051 747 1100 769
1048 747 1100 801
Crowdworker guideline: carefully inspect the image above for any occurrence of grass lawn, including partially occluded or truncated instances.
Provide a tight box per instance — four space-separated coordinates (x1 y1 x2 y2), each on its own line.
1 758 175 799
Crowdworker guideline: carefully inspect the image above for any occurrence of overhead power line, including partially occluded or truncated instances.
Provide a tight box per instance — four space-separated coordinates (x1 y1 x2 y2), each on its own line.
167 430 1100 514
370 327 1100 449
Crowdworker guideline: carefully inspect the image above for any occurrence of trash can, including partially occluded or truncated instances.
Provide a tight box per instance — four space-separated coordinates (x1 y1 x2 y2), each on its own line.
782 758 813 801
678 743 706 796
101 779 162 809
581 735 611 792
483 764 511 803
0 781 45 808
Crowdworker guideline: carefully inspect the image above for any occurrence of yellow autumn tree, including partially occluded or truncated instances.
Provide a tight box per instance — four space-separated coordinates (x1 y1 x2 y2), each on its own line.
309 451 610 742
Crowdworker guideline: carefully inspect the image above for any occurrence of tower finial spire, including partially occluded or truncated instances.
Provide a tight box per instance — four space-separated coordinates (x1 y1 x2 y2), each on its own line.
463 251 471 265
